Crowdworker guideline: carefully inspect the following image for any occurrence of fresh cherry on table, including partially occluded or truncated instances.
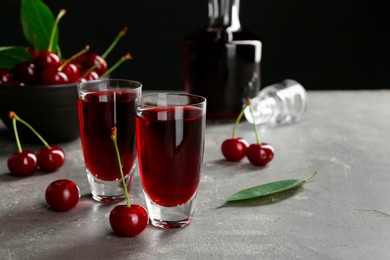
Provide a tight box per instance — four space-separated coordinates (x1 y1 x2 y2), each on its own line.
109 127 148 237
7 150 38 177
37 145 65 172
221 102 250 162
246 143 274 166
109 204 148 237
45 179 80 211
221 137 249 162
244 99 275 166
221 98 275 166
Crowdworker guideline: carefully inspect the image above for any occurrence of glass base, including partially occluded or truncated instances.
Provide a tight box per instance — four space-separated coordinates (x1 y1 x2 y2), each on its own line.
144 191 198 229
86 167 135 203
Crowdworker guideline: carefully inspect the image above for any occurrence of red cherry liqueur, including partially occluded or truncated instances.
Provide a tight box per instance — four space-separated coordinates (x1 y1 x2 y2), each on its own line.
182 0 262 121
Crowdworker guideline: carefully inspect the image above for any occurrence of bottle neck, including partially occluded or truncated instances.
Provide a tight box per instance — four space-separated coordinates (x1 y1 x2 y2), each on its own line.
208 0 241 31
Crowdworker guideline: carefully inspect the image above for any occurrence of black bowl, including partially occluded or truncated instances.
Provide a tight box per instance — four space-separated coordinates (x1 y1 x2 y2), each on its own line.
0 83 80 143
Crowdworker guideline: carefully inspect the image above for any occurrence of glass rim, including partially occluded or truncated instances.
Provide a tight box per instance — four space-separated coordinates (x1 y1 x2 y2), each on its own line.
136 92 206 107
78 78 142 91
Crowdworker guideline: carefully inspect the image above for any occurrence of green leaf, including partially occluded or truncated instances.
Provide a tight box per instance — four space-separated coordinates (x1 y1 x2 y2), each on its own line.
0 46 32 69
226 171 318 202
21 0 58 51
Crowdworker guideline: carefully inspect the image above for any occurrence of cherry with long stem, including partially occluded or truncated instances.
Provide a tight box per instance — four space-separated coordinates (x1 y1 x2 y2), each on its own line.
102 27 128 59
109 127 148 237
111 127 131 208
7 112 37 176
82 27 128 76
100 53 132 78
248 98 262 144
48 9 66 53
221 101 250 162
246 98 274 166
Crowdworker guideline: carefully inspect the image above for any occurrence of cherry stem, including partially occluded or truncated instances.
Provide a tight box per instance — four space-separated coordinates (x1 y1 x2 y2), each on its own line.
101 53 132 78
58 45 90 71
247 98 262 144
30 35 38 57
81 60 102 79
304 171 318 182
48 9 66 52
102 27 128 59
232 102 249 139
111 127 131 208
8 111 51 149
11 116 23 153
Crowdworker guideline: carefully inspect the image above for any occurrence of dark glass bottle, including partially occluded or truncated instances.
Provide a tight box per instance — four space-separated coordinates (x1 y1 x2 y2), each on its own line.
182 0 262 121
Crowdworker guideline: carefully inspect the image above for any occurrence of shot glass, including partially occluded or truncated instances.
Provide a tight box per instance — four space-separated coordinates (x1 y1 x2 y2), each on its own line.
135 93 206 228
77 79 142 202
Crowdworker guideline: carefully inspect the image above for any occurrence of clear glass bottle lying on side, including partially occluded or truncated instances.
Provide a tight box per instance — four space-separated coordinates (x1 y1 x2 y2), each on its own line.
244 79 308 125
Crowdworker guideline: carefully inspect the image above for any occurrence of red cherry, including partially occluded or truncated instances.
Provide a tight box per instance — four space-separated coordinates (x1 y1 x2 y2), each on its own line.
35 50 61 69
62 62 80 83
45 179 80 212
29 48 40 59
246 143 274 166
81 70 99 81
8 79 26 86
109 204 148 237
41 67 69 85
0 68 13 83
84 52 108 76
7 150 37 177
221 138 249 161
14 61 38 84
73 53 87 68
37 146 65 172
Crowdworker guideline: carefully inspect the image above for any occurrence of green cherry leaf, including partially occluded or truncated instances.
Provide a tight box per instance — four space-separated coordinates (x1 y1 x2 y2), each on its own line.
226 171 318 202
21 0 59 51
0 46 32 69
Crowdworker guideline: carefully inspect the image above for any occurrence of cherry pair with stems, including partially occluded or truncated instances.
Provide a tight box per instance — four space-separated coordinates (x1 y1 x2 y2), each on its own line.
7 111 65 176
221 98 274 166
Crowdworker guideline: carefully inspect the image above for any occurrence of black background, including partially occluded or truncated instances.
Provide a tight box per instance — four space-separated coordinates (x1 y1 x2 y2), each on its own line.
1 0 389 90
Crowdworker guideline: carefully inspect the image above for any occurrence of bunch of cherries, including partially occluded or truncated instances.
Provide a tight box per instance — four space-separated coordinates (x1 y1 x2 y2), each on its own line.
0 9 130 86
221 98 274 166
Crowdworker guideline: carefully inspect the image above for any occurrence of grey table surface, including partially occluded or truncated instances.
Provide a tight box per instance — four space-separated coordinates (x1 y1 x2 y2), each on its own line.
1 90 390 259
